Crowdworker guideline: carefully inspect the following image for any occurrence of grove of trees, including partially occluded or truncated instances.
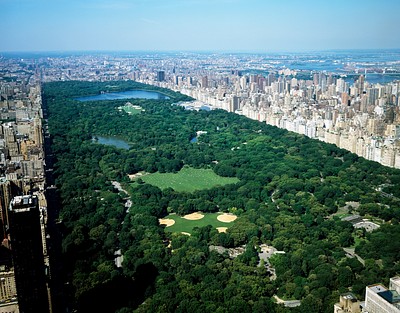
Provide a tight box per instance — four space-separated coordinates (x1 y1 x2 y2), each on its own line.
43 80 400 313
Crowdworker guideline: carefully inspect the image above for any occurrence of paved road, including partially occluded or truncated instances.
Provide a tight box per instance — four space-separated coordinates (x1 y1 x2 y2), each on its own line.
273 295 301 308
112 181 132 212
343 247 365 266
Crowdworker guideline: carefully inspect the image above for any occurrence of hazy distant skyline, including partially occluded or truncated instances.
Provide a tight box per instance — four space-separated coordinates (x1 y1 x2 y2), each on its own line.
2 0 400 53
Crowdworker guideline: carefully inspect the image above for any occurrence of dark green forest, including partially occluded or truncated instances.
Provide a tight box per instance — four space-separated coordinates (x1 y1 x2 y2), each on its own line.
42 80 400 313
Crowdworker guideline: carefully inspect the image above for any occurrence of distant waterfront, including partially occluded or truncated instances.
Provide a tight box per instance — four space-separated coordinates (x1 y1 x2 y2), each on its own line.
346 73 400 85
234 49 400 85
75 90 170 101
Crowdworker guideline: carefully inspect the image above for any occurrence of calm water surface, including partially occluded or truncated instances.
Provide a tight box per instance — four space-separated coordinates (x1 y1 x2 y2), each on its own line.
94 136 130 150
76 90 170 101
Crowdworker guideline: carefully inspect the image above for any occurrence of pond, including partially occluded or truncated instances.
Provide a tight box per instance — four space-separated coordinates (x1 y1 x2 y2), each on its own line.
94 136 130 150
76 90 170 101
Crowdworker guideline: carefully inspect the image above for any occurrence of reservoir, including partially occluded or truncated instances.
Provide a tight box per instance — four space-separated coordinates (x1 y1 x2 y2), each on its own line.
94 136 130 150
76 90 170 102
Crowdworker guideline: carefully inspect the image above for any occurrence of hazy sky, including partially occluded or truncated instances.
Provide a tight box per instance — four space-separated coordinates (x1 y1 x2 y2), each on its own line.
1 0 400 52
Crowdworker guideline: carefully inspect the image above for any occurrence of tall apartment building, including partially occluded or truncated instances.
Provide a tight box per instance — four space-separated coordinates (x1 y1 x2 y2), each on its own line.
0 245 16 302
157 70 165 82
0 270 17 302
8 195 49 313
334 292 361 313
364 277 400 313
201 76 208 89
0 238 18 312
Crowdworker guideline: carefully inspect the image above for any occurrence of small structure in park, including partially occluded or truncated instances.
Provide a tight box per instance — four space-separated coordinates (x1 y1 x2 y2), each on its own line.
341 215 380 232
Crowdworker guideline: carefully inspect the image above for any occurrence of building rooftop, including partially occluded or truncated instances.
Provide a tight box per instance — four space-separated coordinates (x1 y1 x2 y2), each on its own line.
341 292 358 302
379 290 400 304
368 283 400 305
368 283 387 294
392 277 400 284
9 195 38 211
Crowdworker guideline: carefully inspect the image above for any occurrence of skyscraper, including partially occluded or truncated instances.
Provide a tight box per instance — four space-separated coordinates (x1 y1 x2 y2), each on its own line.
365 277 400 313
201 76 208 89
33 115 43 147
157 71 165 82
8 195 49 313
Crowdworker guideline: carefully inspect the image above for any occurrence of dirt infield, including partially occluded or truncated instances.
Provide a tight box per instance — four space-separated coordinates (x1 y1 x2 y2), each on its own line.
159 218 176 227
217 213 237 223
182 212 205 220
216 227 228 233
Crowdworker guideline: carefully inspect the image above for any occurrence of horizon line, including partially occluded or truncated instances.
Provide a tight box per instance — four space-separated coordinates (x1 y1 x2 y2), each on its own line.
2 48 400 56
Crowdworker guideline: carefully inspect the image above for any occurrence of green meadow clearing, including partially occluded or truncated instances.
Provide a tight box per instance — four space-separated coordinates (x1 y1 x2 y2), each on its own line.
119 104 143 115
139 167 239 192
162 213 234 234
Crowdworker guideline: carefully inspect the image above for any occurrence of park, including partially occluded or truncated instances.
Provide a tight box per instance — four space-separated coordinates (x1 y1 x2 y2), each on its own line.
133 166 239 192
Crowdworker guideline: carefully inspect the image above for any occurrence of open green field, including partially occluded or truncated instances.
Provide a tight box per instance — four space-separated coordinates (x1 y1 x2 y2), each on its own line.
335 213 353 219
350 235 365 249
119 104 143 115
162 213 235 234
140 167 239 192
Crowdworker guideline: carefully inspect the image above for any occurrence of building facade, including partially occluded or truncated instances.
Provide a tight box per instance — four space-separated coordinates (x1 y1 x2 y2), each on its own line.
334 292 362 313
364 278 400 313
8 195 49 313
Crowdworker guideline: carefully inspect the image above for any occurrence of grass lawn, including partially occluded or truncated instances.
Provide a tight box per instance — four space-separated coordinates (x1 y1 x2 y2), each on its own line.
349 235 365 249
329 205 352 220
139 167 239 192
119 104 143 115
335 213 353 219
163 213 234 234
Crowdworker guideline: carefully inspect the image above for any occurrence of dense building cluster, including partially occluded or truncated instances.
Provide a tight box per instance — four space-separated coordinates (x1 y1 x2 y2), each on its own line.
0 58 49 312
7 52 400 168
334 276 400 312
145 64 400 169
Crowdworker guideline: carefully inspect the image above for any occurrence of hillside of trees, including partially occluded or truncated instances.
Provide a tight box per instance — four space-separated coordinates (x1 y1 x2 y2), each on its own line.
42 80 400 313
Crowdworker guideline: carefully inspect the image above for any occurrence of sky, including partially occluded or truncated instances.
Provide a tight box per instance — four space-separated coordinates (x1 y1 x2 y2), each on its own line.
1 0 400 52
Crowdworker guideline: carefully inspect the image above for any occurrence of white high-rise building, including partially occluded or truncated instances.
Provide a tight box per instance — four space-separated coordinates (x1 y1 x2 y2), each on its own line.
337 78 346 93
364 277 400 313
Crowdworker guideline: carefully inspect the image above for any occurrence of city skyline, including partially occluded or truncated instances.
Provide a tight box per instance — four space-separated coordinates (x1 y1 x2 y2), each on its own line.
2 0 400 53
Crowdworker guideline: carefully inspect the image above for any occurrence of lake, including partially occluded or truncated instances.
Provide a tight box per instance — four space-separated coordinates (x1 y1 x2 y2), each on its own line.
76 90 170 102
94 136 130 150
